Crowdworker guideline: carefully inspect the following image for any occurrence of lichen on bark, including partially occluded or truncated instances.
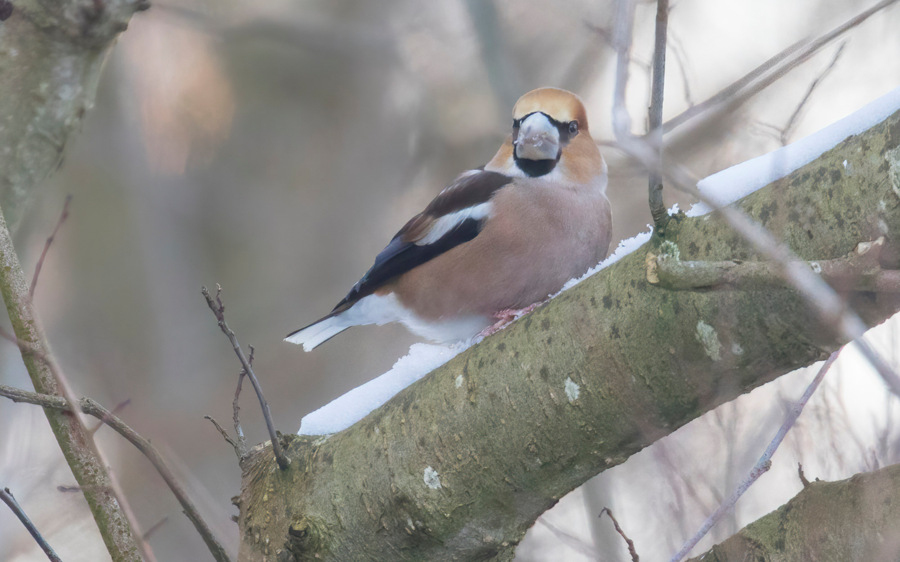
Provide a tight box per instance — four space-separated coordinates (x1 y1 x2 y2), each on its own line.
238 109 900 561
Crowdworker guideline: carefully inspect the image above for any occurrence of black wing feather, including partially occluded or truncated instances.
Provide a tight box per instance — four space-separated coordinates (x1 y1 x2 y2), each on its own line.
333 218 482 311
331 170 512 312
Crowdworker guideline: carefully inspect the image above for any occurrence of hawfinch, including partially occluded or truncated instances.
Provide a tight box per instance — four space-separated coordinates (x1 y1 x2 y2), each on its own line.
287 87 612 351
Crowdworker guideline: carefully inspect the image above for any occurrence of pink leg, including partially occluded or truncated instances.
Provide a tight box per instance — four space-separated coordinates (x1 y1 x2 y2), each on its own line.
476 301 545 340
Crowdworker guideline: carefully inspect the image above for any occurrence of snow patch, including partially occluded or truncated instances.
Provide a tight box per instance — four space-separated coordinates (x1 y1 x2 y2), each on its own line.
564 378 580 402
424 466 441 489
294 88 900 437
298 342 470 435
696 321 722 361
688 87 900 217
455 374 464 388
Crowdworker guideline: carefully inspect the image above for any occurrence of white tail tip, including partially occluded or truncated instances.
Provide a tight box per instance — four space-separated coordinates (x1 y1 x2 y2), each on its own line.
285 316 348 351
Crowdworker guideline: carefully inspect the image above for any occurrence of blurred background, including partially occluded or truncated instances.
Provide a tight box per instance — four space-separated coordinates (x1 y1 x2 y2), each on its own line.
1 0 900 560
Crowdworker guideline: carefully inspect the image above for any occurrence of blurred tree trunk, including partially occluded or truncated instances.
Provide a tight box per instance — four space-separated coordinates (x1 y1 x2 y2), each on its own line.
0 0 147 230
236 108 900 559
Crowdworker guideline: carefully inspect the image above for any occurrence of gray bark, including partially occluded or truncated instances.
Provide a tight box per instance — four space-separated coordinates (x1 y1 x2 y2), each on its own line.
0 0 147 230
236 107 900 559
691 463 900 561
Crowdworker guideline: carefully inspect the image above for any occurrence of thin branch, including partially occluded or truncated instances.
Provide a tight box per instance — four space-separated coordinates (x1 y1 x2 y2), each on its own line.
600 507 639 562
667 31 694 107
660 0 899 135
0 192 143 559
609 18 900 397
1 487 62 562
88 398 131 437
205 415 242 458
29 194 71 299
798 463 811 488
0 384 233 562
202 285 289 470
536 517 602 559
648 237 900 292
648 0 669 232
611 0 637 141
668 349 840 562
142 516 169 541
206 345 253 460
234 347 251 455
780 43 846 146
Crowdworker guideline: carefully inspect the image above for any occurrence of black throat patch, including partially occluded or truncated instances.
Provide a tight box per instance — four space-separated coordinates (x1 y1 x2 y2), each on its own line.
514 155 559 177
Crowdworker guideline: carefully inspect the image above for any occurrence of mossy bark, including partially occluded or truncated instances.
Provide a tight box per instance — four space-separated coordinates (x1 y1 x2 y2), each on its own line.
0 0 146 230
692 463 900 561
238 110 900 561
0 0 146 559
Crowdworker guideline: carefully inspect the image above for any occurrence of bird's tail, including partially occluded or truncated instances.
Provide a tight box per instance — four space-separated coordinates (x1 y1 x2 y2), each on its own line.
285 314 349 351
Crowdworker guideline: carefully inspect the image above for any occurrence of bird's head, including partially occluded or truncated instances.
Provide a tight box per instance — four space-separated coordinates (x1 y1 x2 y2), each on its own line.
495 88 600 181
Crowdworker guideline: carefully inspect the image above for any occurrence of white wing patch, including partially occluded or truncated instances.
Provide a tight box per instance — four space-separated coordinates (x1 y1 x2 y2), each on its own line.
416 202 492 245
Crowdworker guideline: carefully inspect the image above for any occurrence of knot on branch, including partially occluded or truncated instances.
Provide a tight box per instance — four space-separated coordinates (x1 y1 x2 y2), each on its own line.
646 236 899 293
286 515 329 560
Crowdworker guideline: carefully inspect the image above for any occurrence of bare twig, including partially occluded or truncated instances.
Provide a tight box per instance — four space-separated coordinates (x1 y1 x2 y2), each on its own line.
0 384 233 562
600 507 639 562
668 349 840 562
1 487 62 562
798 463 811 488
612 0 637 141
609 11 900 397
205 415 242 458
142 516 169 541
660 0 899 135
88 398 132 437
234 347 251 455
667 31 694 107
780 43 846 145
29 194 71 299
202 285 289 470
648 0 669 233
0 195 143 559
648 237 900 292
536 517 601 559
206 344 253 460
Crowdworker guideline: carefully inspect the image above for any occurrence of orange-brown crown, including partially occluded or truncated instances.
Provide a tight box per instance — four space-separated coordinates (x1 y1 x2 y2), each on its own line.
512 88 589 133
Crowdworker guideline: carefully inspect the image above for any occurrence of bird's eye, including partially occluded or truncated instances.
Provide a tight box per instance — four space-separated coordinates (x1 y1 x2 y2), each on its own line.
568 121 578 135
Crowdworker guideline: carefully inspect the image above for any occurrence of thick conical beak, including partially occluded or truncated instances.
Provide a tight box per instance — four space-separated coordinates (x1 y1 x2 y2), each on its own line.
515 112 560 161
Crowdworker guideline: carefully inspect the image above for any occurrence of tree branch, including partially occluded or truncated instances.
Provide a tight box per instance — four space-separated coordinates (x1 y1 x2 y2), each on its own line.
648 0 670 233
689 462 900 560
30 194 72 299
648 237 900 292
0 203 143 560
1 487 63 562
0 384 233 562
235 108 900 560
659 0 899 136
202 285 289 470
670 349 838 561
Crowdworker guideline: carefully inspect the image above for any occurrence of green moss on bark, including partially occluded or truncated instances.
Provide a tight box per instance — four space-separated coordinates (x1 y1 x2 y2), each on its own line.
239 110 900 561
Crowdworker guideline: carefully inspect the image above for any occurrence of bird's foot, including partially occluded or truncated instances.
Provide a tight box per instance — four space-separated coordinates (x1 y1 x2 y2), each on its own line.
476 302 544 340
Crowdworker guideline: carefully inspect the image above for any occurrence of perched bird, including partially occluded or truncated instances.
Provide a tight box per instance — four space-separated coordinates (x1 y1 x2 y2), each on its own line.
287 87 612 351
